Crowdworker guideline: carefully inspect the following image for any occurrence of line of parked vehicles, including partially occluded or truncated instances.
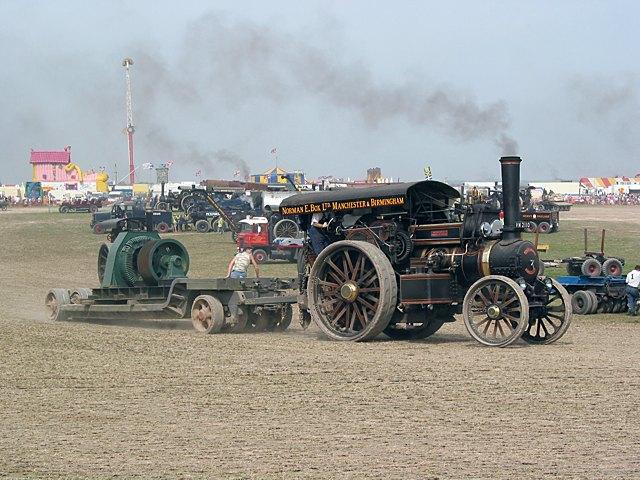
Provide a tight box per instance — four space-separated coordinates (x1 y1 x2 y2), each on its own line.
67 185 305 264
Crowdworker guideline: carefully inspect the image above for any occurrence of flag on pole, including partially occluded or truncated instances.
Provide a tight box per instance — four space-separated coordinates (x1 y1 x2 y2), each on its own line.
270 147 277 155
195 169 201 177
166 161 174 168
423 165 432 180
233 170 240 177
142 162 154 170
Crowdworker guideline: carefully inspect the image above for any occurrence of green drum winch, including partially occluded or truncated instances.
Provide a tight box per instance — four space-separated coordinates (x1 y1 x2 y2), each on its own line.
97 230 189 288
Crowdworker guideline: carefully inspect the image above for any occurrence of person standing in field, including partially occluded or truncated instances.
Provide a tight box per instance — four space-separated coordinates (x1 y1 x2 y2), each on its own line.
216 216 226 234
625 264 640 316
227 246 260 279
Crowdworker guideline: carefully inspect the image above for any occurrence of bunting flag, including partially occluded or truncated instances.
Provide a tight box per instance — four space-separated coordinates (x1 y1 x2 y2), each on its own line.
195 170 202 177
270 147 277 155
423 165 432 180
233 170 240 177
166 161 174 168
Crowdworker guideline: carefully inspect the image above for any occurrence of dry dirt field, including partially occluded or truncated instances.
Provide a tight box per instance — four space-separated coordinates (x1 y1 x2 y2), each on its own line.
1 205 639 479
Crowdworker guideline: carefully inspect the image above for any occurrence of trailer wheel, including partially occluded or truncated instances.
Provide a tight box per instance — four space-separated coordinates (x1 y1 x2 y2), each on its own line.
603 299 615 313
252 249 268 264
93 223 105 234
89 204 98 213
59 205 69 213
70 288 92 304
155 222 170 234
618 298 628 313
537 222 551 234
602 258 623 277
581 258 602 277
277 305 293 331
522 279 572 344
308 240 397 341
191 295 225 334
45 289 70 321
195 219 210 233
571 290 593 315
273 219 299 239
462 275 529 347
267 304 293 332
383 307 451 340
525 222 537 233
612 299 622 313
585 290 599 314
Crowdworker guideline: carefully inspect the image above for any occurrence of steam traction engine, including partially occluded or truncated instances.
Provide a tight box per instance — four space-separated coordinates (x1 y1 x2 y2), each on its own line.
280 156 572 346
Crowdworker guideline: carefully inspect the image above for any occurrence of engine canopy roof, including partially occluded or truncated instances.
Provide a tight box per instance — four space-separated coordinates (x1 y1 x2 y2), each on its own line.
279 180 460 216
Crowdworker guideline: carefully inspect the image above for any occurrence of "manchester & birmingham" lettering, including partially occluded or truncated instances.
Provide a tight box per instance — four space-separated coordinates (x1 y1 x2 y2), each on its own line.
280 195 405 216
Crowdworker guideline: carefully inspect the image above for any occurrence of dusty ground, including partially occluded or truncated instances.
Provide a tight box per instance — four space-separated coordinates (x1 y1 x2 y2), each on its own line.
1 206 639 479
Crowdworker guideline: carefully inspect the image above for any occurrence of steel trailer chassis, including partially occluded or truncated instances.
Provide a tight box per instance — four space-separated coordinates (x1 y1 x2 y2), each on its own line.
556 275 628 315
47 277 300 334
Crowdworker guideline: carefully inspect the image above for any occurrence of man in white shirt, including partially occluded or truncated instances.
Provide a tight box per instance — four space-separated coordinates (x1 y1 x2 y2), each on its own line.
625 264 640 315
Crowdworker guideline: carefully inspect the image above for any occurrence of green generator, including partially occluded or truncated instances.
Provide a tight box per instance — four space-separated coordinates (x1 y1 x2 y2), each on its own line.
97 230 189 288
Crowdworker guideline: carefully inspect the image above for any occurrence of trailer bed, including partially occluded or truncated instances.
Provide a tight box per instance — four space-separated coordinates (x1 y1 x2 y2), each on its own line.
54 277 299 325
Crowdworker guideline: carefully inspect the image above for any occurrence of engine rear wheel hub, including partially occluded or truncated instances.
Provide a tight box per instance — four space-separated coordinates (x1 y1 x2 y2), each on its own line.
340 282 359 302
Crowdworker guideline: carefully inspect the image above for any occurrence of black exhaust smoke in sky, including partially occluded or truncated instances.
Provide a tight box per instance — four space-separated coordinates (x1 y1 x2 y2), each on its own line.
136 11 519 167
143 126 250 177
568 74 640 155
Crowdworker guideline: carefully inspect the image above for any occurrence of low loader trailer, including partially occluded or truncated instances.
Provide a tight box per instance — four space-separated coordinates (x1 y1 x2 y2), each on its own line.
45 220 298 333
556 275 628 315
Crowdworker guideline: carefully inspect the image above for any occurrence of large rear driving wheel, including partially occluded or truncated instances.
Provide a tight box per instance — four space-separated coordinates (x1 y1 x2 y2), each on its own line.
308 240 397 341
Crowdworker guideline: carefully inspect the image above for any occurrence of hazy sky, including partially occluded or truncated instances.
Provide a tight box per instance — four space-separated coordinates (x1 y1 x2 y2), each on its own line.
0 0 638 183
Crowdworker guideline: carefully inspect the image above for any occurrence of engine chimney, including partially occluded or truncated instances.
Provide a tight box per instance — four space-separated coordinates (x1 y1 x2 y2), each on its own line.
499 156 522 241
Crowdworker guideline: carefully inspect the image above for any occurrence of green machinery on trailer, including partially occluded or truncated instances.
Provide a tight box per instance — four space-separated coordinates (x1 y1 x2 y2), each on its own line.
45 219 298 333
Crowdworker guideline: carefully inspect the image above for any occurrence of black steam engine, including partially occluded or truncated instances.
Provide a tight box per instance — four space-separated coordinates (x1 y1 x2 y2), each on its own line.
280 156 572 346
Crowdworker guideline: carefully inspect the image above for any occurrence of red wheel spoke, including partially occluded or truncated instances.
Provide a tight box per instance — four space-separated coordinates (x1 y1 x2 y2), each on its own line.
496 319 505 337
476 290 491 307
501 318 515 331
474 316 491 328
347 306 356 330
359 287 380 293
326 258 347 282
344 251 355 275
332 304 348 325
351 255 362 281
501 295 518 309
482 319 492 335
317 279 339 289
490 285 499 303
357 296 378 315
341 255 350 280
353 303 366 327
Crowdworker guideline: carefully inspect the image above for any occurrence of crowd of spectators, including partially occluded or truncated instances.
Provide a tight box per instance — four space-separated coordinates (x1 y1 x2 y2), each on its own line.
557 193 640 205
